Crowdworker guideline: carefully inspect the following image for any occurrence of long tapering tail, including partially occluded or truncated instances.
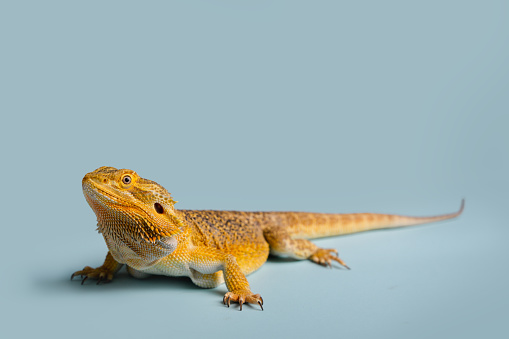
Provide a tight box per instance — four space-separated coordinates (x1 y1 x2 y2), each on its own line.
276 200 464 239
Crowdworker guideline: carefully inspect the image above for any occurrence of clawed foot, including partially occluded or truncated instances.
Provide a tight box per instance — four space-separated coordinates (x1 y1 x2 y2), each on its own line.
310 248 350 269
223 291 264 311
71 266 115 285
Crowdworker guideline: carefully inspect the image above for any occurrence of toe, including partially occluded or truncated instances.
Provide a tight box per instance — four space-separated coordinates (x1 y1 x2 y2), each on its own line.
223 292 264 311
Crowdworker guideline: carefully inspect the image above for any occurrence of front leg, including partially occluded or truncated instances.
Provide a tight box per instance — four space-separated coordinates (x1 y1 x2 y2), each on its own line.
188 246 263 311
71 252 124 284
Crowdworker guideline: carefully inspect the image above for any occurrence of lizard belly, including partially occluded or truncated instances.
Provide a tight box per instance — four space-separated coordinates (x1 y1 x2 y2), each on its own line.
137 254 192 277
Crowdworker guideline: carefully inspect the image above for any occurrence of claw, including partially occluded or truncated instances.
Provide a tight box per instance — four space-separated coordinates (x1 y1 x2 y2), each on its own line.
70 273 76 280
81 276 88 285
334 256 350 270
312 248 351 269
239 296 246 311
97 276 103 285
223 292 263 311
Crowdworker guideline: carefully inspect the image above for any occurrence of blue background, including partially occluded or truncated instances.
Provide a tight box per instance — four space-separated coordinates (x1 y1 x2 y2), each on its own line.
1 1 508 338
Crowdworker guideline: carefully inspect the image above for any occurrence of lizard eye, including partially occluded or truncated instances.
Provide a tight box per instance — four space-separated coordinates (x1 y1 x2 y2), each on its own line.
154 203 164 214
122 175 132 185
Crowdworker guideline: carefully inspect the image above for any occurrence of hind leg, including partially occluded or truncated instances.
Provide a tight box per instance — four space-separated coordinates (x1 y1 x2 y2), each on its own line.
189 268 224 288
263 227 350 269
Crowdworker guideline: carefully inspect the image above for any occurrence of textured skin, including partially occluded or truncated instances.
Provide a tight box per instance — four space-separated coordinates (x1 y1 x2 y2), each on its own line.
72 166 464 310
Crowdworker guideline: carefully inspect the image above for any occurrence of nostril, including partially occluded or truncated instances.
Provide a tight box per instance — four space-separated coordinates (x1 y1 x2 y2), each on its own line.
102 179 107 183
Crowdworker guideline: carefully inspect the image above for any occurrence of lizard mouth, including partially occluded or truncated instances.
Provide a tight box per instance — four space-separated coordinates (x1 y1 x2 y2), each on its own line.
83 178 120 204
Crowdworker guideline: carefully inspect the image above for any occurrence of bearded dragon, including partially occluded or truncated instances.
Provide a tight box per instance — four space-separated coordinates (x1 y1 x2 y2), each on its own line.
72 166 464 310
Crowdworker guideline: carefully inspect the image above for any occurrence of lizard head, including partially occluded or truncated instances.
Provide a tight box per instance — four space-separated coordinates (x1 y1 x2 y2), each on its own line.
82 166 184 265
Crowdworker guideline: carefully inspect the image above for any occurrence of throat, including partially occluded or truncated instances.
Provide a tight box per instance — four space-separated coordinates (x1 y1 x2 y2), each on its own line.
100 225 177 270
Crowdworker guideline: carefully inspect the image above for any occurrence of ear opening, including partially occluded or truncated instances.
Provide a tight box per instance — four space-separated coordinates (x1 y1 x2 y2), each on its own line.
156 236 178 252
154 203 164 214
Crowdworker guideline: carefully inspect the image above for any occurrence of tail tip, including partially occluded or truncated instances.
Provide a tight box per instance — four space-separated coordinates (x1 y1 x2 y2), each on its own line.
458 198 465 215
